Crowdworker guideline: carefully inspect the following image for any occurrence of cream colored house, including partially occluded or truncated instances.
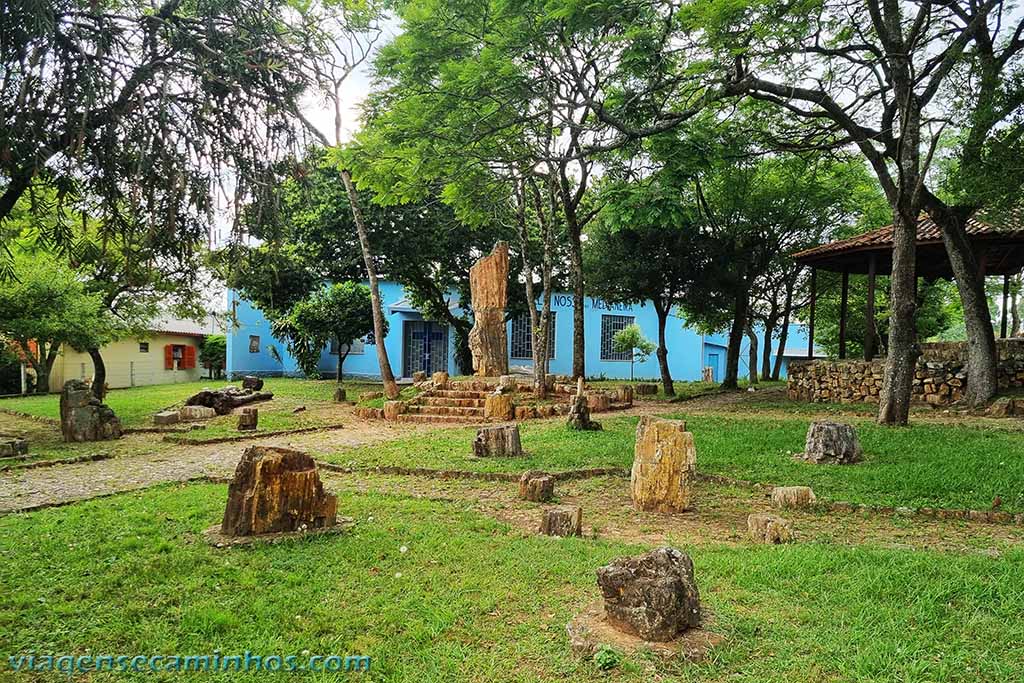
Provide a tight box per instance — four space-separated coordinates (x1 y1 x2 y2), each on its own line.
47 317 219 390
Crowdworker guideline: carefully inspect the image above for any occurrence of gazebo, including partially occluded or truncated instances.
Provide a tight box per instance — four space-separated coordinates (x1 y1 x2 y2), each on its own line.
792 212 1024 360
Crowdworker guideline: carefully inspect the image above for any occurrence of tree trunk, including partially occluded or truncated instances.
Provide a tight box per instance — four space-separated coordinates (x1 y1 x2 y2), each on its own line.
722 292 749 389
772 284 793 380
452 322 473 376
568 234 586 380
745 323 759 385
514 180 547 399
88 347 106 399
760 318 774 381
340 169 399 399
925 200 998 406
653 300 675 396
877 208 919 425
1013 277 1021 337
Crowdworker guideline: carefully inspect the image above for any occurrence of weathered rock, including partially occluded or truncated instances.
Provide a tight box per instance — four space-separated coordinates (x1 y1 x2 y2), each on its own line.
484 392 515 420
0 438 28 458
596 547 701 641
631 416 696 513
986 397 1016 418
59 380 123 443
519 470 555 502
179 405 216 420
153 410 180 426
800 421 862 464
237 407 258 431
771 486 817 509
612 385 634 406
468 241 510 377
333 386 347 402
747 513 794 544
220 446 337 536
186 387 273 415
540 506 583 537
587 392 611 412
359 391 384 401
472 424 523 457
431 371 450 389
635 383 658 396
241 375 265 391
567 393 602 431
383 400 406 421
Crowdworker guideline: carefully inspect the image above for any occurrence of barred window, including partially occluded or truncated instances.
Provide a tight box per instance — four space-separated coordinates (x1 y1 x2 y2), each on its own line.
600 315 634 361
510 312 556 360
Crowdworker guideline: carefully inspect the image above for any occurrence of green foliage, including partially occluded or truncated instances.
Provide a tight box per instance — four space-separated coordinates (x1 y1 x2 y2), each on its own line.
593 646 621 671
199 335 227 378
612 324 656 380
270 282 378 378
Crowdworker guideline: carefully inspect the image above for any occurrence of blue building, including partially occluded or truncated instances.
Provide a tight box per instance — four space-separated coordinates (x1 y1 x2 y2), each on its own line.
226 281 815 382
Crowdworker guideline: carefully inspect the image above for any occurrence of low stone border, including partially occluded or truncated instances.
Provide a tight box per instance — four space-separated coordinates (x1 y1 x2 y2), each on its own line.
203 518 355 547
0 408 58 425
0 452 113 473
697 472 1024 526
124 427 195 435
162 423 346 446
316 462 628 483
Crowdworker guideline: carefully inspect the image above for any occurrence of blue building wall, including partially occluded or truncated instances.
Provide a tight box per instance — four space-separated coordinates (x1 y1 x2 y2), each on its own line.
226 283 812 381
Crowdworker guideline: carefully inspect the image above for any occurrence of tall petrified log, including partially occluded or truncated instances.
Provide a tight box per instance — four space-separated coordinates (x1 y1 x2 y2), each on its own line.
221 446 338 536
631 416 696 512
468 241 510 377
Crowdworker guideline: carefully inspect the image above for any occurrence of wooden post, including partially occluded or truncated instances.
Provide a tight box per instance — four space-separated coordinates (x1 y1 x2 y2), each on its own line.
807 268 816 359
1002 273 1010 339
864 254 877 360
838 270 849 359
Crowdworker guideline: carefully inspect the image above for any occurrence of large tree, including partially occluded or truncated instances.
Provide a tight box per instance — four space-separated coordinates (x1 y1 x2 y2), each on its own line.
0 0 326 279
683 0 1024 421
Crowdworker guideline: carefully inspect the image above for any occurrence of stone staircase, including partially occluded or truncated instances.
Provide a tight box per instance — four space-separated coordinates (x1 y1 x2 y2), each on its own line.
394 388 490 424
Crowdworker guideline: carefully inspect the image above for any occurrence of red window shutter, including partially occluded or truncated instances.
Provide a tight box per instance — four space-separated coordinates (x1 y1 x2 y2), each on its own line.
183 345 197 370
164 345 174 370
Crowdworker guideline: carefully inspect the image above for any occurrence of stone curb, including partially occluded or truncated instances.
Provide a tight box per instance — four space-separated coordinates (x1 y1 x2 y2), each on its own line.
315 462 628 483
161 423 346 446
0 452 113 473
0 475 232 516
0 408 58 424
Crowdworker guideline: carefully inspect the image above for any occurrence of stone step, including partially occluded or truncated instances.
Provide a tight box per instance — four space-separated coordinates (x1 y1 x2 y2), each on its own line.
395 413 483 424
418 397 486 408
427 389 492 399
406 405 485 417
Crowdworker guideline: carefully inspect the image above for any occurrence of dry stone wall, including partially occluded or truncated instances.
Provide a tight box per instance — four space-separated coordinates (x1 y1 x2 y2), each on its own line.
787 340 1024 406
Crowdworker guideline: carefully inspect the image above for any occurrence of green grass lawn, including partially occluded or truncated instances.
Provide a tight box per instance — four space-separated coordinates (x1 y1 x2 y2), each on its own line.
317 413 1024 513
1 483 1021 682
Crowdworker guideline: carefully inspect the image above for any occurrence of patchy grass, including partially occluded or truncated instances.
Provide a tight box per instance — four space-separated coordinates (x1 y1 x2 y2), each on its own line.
357 385 421 409
318 411 1024 513
0 483 1022 682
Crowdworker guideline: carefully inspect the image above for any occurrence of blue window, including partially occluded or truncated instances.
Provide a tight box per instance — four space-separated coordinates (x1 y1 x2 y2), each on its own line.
510 312 556 360
600 315 634 361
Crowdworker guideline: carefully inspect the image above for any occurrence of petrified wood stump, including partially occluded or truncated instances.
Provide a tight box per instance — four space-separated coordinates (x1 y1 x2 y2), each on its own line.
0 438 28 458
237 407 258 431
468 241 510 377
631 416 696 513
431 371 450 389
221 446 337 536
771 486 816 509
59 380 122 443
472 424 523 457
484 392 515 420
800 421 863 464
333 386 347 402
586 392 611 412
612 385 634 406
519 470 555 502
179 405 216 420
540 506 582 537
747 513 794 544
567 393 602 431
634 383 658 396
596 547 701 641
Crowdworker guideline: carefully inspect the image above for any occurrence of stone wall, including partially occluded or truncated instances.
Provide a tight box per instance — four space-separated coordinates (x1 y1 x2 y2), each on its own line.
787 340 1024 406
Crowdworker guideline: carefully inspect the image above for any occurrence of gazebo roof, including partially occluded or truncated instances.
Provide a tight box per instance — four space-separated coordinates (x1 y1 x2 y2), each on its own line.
793 211 1024 278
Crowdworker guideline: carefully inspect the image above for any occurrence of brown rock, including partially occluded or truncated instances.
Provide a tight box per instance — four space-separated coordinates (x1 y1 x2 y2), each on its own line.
220 446 337 536
612 385 634 406
431 371 450 389
333 386 347 402
630 416 696 513
800 421 862 464
241 375 264 391
540 506 583 537
484 392 514 420
771 486 816 509
596 547 701 641
187 386 273 415
179 405 216 420
472 424 523 457
519 470 555 502
587 392 611 412
467 242 510 377
412 371 427 383
59 380 122 442
237 407 258 431
0 438 28 458
383 400 406 421
634 383 658 396
747 513 794 544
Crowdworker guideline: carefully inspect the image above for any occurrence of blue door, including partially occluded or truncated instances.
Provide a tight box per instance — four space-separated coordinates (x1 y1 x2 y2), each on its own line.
403 321 448 377
706 353 719 383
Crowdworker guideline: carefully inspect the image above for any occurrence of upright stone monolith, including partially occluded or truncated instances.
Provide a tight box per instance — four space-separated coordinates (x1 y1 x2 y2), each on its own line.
468 241 510 377
630 416 696 512
59 380 122 443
